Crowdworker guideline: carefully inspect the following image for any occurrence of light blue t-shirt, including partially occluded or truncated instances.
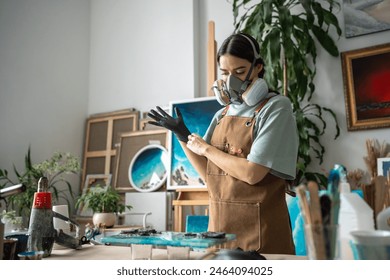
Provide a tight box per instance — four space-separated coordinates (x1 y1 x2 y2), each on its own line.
203 93 299 180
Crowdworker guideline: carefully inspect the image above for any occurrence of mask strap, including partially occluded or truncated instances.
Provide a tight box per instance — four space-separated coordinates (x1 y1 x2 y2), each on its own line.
238 34 261 94
239 60 256 93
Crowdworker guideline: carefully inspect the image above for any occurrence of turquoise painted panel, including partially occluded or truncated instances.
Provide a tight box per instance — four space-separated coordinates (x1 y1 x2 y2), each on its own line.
186 216 209 233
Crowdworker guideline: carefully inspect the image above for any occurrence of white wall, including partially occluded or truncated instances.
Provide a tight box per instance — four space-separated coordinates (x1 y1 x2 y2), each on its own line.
0 0 389 209
0 0 89 188
88 0 196 115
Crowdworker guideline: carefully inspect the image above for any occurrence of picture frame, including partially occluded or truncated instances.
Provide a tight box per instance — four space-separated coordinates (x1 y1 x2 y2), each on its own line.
128 144 168 192
112 129 168 192
81 109 139 193
83 174 112 194
342 0 390 38
167 96 222 190
77 174 112 216
341 43 390 131
377 157 390 177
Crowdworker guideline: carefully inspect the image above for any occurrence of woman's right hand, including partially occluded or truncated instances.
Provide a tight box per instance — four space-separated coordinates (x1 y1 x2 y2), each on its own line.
186 133 209 156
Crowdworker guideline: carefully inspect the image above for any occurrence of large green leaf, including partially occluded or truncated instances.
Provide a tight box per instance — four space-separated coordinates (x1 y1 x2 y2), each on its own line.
312 1 325 27
323 9 342 36
311 25 339 56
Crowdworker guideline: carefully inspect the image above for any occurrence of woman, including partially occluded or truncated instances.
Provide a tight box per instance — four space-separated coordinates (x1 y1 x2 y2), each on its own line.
148 33 298 254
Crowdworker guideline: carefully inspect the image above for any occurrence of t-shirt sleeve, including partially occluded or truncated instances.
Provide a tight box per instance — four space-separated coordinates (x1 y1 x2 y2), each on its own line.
247 96 298 180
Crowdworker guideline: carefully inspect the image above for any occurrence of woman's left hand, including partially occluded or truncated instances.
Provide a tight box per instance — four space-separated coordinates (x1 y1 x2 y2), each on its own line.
186 133 208 156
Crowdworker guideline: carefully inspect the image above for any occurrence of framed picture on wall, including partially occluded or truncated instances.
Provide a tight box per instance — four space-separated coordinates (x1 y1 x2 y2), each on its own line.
342 0 390 38
167 97 222 190
341 43 390 131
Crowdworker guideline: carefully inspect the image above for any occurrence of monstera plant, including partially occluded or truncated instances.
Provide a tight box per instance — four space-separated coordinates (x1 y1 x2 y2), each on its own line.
231 0 342 187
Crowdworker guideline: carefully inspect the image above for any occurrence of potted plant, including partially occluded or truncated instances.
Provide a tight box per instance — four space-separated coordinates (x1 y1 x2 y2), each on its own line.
0 147 81 224
75 185 132 228
231 0 342 187
0 210 23 233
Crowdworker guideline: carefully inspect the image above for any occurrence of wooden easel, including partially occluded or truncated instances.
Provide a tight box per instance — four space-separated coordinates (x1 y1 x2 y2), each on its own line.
172 21 217 232
207 21 217 96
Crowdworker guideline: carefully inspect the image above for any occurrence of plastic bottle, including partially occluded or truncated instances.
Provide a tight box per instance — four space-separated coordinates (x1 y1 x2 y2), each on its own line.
338 176 375 259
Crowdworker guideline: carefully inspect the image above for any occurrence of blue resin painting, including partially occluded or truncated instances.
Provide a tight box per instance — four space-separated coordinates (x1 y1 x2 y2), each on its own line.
101 232 236 249
168 97 222 189
129 145 168 192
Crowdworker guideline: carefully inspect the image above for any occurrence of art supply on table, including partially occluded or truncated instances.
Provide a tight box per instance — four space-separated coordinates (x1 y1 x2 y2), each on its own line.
296 164 348 259
27 177 56 257
101 230 235 250
297 183 337 259
337 165 375 259
350 230 390 260
327 165 341 225
27 177 84 257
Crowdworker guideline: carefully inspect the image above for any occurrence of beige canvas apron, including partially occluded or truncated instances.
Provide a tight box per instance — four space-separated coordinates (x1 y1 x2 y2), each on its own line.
206 100 295 254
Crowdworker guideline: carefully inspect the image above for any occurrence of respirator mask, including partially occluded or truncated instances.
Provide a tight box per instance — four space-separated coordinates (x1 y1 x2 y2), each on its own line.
213 76 269 106
212 34 269 106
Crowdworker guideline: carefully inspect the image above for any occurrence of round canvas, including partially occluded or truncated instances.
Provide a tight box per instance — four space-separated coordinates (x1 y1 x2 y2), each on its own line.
128 144 168 192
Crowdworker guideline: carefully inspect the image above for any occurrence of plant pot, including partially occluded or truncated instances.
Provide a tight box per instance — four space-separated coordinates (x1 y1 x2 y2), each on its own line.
92 213 116 228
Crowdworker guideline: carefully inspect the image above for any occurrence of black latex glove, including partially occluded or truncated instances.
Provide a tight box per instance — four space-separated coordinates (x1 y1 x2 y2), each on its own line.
147 106 191 142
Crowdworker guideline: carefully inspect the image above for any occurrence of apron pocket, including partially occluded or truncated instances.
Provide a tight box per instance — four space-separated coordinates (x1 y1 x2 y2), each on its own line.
217 200 262 251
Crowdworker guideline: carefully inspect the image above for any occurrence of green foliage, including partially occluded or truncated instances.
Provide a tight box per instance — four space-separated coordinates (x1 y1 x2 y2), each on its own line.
232 0 341 187
75 185 132 214
0 147 81 217
0 210 18 223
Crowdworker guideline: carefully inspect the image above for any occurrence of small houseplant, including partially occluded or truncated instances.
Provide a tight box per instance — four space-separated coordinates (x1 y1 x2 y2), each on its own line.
75 185 132 228
0 210 23 232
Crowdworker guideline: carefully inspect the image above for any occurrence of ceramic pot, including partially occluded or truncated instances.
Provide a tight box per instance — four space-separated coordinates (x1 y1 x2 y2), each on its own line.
92 213 116 228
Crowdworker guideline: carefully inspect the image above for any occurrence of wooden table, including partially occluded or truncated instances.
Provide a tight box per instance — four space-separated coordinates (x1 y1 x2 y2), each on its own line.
46 244 306 260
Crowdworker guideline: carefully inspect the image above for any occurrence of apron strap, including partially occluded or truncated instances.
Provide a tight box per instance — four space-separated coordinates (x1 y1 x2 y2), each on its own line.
246 96 274 126
217 105 230 124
